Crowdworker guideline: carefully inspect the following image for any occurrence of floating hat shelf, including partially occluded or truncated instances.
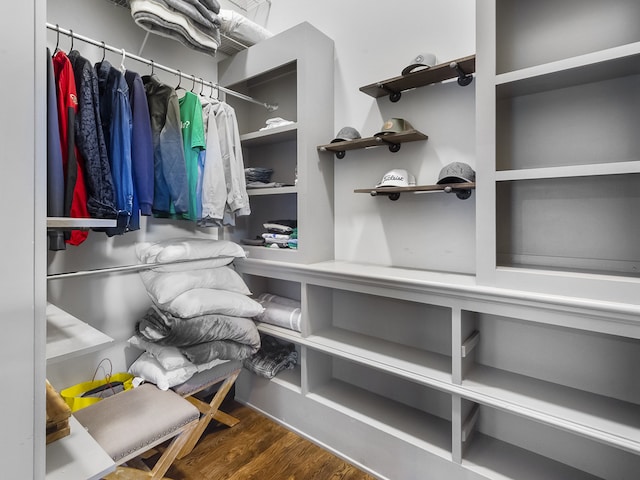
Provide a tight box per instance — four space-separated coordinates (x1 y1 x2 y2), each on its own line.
359 54 476 103
354 182 476 201
317 129 428 159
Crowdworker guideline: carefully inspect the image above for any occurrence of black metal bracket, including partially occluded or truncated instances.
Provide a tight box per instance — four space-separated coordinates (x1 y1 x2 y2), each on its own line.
377 82 402 103
449 61 473 86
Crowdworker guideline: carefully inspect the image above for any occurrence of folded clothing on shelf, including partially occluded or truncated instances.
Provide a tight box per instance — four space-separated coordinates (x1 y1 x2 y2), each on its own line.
243 334 298 379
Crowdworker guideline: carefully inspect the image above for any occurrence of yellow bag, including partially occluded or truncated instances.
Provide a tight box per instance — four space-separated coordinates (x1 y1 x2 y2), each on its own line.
60 373 134 412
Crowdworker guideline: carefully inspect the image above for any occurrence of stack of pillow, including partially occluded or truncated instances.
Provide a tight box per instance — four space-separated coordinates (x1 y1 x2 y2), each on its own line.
128 238 263 390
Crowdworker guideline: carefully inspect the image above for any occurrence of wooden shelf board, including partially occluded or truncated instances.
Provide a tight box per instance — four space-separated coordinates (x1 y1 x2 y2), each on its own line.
240 122 297 147
306 327 451 387
463 432 601 480
308 379 452 458
46 416 115 480
354 182 475 195
46 303 114 364
317 129 428 154
463 364 640 454
360 54 476 98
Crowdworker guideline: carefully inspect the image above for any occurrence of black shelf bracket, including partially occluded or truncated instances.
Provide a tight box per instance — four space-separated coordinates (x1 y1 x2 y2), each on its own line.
376 82 402 103
449 61 473 86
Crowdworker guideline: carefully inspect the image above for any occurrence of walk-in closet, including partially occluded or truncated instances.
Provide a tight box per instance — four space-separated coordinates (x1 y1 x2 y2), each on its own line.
2 0 640 479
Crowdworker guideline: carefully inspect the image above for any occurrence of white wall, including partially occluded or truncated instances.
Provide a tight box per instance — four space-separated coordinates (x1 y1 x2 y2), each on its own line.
255 0 477 273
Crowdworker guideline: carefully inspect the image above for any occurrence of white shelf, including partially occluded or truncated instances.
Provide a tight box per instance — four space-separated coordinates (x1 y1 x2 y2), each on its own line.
462 364 640 454
247 185 297 196
307 379 451 458
495 161 640 182
46 303 114 364
306 327 451 387
240 122 297 147
46 416 115 480
47 217 117 230
256 322 303 342
495 41 640 98
463 433 601 480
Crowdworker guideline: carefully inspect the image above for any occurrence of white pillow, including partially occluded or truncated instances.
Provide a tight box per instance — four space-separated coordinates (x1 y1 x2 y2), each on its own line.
140 266 251 304
128 352 197 390
128 335 192 371
136 238 246 266
163 288 265 318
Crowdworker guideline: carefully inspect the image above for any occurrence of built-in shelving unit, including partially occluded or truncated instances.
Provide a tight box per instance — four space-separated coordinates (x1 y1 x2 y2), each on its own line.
359 54 476 102
235 258 640 480
46 416 115 480
476 0 640 304
46 303 114 364
45 302 116 479
219 23 334 264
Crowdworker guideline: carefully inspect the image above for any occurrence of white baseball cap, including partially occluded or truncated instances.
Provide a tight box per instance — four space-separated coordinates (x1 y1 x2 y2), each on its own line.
376 168 416 188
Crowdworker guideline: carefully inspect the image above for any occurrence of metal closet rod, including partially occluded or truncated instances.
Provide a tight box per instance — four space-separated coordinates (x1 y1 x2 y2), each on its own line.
47 255 243 280
46 22 278 111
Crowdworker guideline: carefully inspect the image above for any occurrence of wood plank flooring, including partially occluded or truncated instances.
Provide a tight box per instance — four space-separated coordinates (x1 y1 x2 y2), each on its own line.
166 400 378 480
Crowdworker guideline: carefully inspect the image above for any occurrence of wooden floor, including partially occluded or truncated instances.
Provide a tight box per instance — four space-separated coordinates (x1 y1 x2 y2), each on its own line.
165 399 378 480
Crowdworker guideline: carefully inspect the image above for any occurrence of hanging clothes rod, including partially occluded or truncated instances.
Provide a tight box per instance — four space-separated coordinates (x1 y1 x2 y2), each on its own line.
46 22 278 111
46 255 245 280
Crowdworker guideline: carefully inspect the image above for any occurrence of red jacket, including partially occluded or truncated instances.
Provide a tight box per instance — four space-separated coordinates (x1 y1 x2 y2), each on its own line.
53 51 89 245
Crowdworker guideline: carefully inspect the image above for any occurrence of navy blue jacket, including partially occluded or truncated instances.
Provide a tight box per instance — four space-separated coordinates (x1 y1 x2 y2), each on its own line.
68 50 118 220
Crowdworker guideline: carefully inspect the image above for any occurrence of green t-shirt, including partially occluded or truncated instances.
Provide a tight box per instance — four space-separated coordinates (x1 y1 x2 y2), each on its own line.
179 91 206 221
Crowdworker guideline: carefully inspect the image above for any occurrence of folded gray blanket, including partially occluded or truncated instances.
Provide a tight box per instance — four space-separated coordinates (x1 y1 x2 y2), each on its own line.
182 340 256 364
130 0 220 56
136 306 260 363
159 0 221 31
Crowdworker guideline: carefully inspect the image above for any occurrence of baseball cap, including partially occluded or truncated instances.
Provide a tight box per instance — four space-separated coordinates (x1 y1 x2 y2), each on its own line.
331 126 361 143
401 52 437 75
436 162 475 184
374 118 415 137
376 168 417 188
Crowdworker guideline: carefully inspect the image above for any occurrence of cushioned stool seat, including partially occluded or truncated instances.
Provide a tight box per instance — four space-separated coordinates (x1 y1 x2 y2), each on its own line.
171 359 242 458
74 383 199 479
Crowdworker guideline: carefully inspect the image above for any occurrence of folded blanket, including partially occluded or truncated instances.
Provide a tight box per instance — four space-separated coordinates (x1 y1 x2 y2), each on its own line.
130 0 220 56
254 293 302 332
137 305 260 350
244 335 298 379
218 9 272 46
158 0 220 31
182 340 256 364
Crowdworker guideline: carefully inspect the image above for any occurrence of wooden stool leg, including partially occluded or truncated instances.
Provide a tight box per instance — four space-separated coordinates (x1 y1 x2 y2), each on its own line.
104 421 197 480
176 371 240 459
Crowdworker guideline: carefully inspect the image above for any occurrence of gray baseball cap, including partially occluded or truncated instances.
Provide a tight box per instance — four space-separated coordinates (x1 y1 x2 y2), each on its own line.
437 162 475 184
331 126 361 143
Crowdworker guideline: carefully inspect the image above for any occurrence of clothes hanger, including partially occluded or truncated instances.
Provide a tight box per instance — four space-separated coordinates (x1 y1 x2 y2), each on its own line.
52 24 60 56
190 75 196 93
175 70 183 91
120 48 126 74
199 78 205 97
68 29 74 52
95 41 106 70
150 60 155 76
